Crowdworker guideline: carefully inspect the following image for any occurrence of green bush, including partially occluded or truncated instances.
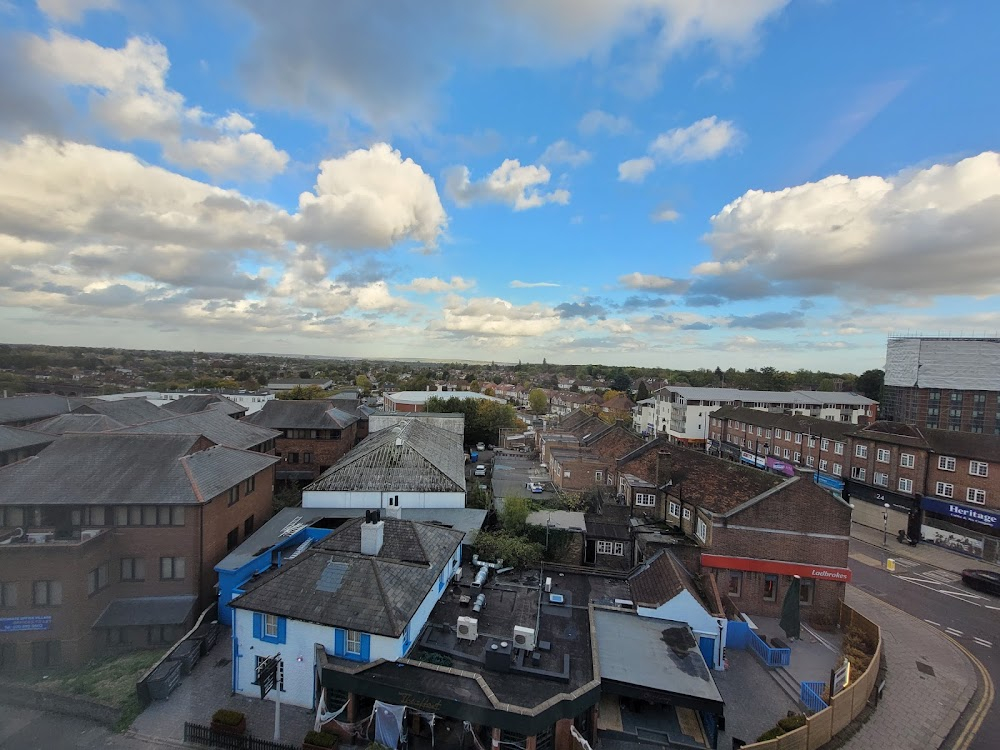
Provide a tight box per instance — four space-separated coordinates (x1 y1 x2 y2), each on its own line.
212 709 245 726
472 531 543 568
304 730 339 748
777 714 807 732
755 726 786 742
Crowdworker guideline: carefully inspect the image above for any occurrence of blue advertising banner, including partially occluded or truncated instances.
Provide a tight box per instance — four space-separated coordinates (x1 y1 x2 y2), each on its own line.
814 473 845 492
0 615 52 633
921 496 1000 529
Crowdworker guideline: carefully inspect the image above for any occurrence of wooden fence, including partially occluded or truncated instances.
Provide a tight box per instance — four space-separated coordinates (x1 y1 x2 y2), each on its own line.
184 722 297 750
739 601 882 750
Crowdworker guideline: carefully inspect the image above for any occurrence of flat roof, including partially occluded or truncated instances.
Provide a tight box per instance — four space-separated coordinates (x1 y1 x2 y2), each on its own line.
386 391 505 405
527 510 586 531
661 387 876 406
593 609 724 710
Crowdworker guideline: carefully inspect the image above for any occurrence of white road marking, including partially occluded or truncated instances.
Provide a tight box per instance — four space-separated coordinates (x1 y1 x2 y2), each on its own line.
925 570 961 583
986 605 1000 611
924 619 942 627
973 638 993 648
895 575 985 606
941 590 985 599
945 627 964 636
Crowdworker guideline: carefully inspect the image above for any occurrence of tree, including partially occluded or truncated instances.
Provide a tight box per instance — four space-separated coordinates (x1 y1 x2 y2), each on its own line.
610 370 632 392
636 381 650 401
528 388 548 415
277 385 328 400
500 497 532 534
484 387 496 397
425 396 520 447
298 370 311 379
355 374 372 394
856 369 884 401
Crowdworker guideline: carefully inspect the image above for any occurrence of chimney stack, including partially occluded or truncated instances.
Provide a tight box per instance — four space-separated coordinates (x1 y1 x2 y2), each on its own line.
656 450 672 491
385 495 402 520
360 509 385 556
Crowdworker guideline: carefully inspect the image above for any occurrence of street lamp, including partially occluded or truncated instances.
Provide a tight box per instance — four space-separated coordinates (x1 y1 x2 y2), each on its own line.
882 503 890 548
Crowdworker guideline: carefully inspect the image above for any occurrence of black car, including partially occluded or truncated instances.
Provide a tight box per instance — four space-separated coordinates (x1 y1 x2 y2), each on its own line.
961 569 1000 596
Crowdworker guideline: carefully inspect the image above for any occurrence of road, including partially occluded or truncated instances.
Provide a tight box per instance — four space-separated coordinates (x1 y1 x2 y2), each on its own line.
0 706 152 750
848 537 998 750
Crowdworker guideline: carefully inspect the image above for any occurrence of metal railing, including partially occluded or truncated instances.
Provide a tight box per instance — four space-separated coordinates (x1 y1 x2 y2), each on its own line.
746 630 791 667
800 681 828 713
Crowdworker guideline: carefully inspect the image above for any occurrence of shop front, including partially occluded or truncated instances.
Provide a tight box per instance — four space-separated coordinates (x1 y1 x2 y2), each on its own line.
919 496 1000 562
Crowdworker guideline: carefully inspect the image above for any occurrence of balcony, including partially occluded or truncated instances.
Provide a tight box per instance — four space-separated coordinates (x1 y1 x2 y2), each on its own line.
0 526 110 548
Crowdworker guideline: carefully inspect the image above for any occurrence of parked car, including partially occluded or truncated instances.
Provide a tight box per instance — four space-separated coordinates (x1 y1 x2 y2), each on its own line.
961 569 1000 596
476 442 486 451
474 464 487 477
528 482 544 494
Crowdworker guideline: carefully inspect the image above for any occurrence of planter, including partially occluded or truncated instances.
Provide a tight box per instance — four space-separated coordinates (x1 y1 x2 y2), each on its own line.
303 730 339 749
211 717 247 736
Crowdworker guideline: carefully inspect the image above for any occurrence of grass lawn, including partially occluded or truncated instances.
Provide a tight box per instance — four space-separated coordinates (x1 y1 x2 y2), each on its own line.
13 649 165 731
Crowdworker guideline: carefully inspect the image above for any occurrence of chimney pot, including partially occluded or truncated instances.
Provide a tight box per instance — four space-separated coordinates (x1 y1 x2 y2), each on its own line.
656 449 672 491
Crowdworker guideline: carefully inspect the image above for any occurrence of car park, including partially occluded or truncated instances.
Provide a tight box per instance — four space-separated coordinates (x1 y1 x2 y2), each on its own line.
474 464 487 476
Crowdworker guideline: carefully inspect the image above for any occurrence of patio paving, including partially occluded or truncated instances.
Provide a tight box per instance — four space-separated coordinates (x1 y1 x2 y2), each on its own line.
713 649 799 748
750 616 845 686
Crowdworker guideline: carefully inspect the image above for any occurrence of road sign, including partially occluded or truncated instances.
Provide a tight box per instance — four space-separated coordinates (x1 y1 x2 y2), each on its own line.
255 654 281 700
831 658 850 697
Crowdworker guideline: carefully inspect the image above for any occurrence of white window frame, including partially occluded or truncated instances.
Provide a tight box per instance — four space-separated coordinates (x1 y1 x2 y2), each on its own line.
596 540 624 556
819 459 828 472
938 456 956 471
834 442 844 455
668 501 680 518
935 482 954 499
682 508 692 520
969 461 989 477
635 493 656 507
264 614 279 638
876 448 891 463
696 518 707 542
794 433 802 444
855 445 868 459
806 456 815 467
967 488 986 505
808 437 816 448
874 472 888 487
821 438 830 451
784 431 792 441
256 655 285 691
900 453 915 469
898 477 913 493
851 467 866 481
833 463 842 476
346 629 362 655
793 452 801 463
783 448 790 459
595 470 603 482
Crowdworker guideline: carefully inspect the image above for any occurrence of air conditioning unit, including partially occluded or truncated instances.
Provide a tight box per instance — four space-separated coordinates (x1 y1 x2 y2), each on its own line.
544 577 552 593
452 567 463 582
457 616 478 641
513 625 536 651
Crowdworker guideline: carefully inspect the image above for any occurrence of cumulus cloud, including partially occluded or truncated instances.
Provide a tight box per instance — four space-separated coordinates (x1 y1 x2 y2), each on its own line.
289 142 446 250
651 205 680 222
539 139 592 167
578 109 632 136
23 31 288 179
37 0 117 22
510 280 560 288
445 159 569 211
618 272 689 293
727 310 805 329
555 298 607 319
618 157 655 183
435 295 562 338
402 276 475 293
649 116 743 163
699 151 1000 299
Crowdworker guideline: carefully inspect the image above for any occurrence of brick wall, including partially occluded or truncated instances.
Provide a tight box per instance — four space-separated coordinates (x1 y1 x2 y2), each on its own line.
275 421 359 477
926 454 1000 513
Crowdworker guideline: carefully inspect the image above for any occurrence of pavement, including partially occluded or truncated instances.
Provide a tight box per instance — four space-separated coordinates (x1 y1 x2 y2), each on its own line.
851 520 1000 575
713 648 799 748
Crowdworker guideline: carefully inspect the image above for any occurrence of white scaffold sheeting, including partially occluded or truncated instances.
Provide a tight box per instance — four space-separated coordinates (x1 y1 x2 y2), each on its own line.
886 338 1000 389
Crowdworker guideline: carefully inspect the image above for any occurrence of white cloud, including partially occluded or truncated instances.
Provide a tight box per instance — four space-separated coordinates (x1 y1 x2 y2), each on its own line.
402 276 475 293
651 205 680 222
578 109 632 136
436 295 562 338
24 32 288 179
617 157 655 183
510 280 560 288
619 272 688 292
650 116 743 163
445 159 570 211
290 143 447 250
36 0 116 22
539 139 592 167
701 151 1000 299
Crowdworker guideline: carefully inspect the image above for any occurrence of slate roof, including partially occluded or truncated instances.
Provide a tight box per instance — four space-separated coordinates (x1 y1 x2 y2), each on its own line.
164 393 247 416
25 413 126 435
113 409 279 450
0 433 278 506
629 549 700 608
853 421 1000 462
662 443 783 514
93 595 197 628
231 517 464 637
0 394 84 425
244 400 360 430
73 398 169 425
305 419 465 493
0 425 56 452
663 386 876 407
711 405 856 440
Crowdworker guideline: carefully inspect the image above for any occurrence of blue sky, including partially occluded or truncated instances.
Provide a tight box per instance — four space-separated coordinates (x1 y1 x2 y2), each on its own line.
1 1 998 371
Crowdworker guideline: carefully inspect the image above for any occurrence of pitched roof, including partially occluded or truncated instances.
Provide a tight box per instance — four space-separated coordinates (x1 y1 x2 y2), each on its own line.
0 433 278 506
0 394 83 425
73 398 170 425
113 409 279 450
93 595 197 628
231 517 464 637
25 413 126 435
0 425 56 452
711 405 856 440
163 393 247 416
663 443 783 514
629 549 701 608
244 400 360 430
854 421 1000 462
305 419 465 493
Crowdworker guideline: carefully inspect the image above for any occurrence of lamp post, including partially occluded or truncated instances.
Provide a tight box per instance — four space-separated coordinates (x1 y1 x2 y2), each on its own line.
882 503 890 548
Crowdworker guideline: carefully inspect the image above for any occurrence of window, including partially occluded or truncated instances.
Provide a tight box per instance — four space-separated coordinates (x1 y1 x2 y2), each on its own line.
83 507 106 525
784 431 792 441
900 453 915 469
800 580 814 606
245 475 256 494
264 614 279 639
288 453 299 464
935 482 954 499
793 452 801 463
783 448 790 459
876 448 891 463
808 437 816 448
87 562 109 596
873 472 888 487
821 438 830 451
31 641 61 668
33 580 62 607
757 427 763 437
765 429 772 439
898 478 913 493
969 461 989 477
967 488 987 505
142 506 157 525
668 501 680 518
819 459 828 472
728 572 742 597
833 463 842 476
763 575 778 601
806 456 815 467
160 557 186 580
773 444 780 456
113 506 183 526
120 558 145 581
346 630 362 655
851 467 866 481
834 442 844 455
0 581 16 608
227 527 239 552
255 655 285 691
595 470 603 482
855 445 868 459
0 507 24 527
303 452 313 464
682 508 692 520
938 456 956 471
228 485 240 506
634 493 656 507
794 433 802 444
244 515 255 537
147 625 173 645
696 518 707 542
596 540 625 555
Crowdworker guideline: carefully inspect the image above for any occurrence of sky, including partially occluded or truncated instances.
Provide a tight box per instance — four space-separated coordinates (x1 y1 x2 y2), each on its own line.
0 1 998 372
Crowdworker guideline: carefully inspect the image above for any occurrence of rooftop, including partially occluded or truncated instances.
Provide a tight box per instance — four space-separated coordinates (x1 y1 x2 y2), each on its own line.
855 421 1000 462
163 393 247 416
629 549 703 609
386 391 505 405
113 408 280 450
711 405 858 440
661 443 783 514
661 387 876 407
0 394 85 425
0 425 57 452
244 400 360 430
73 398 170 425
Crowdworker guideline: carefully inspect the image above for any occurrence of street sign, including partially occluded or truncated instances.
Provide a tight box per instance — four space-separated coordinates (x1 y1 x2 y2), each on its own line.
255 654 281 700
831 658 850 697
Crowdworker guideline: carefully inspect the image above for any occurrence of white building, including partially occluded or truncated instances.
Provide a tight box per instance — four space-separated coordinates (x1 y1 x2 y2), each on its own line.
641 387 877 447
229 513 463 708
302 418 466 509
383 390 505 412
632 397 656 435
98 390 275 414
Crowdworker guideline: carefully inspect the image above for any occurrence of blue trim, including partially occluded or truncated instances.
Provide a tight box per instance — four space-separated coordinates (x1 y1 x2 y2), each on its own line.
334 628 345 657
276 617 287 644
360 633 371 662
402 623 412 655
254 612 285 644
252 612 262 639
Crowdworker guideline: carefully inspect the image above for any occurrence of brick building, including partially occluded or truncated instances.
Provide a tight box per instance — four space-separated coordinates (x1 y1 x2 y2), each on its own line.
244 399 362 481
0 433 277 672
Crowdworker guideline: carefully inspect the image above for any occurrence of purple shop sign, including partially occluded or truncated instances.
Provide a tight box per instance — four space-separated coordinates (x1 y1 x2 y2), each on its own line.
766 457 795 477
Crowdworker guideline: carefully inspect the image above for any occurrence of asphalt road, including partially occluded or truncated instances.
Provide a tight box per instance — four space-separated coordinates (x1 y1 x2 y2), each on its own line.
0 706 148 750
848 537 998 750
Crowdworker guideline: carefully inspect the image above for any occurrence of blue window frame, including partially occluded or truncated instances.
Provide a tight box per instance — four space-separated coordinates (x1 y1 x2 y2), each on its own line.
402 622 412 655
252 612 286 644
334 628 370 662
